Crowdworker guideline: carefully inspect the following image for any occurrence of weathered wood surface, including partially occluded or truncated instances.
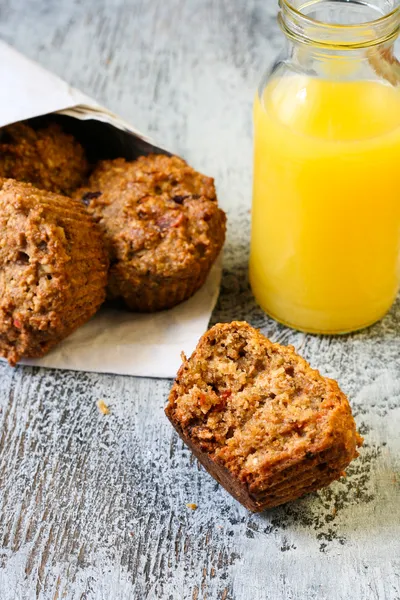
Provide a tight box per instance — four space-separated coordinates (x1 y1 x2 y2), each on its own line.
0 1 399 598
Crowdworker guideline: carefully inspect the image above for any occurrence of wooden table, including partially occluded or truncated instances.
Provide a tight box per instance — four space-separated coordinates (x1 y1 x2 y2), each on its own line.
0 1 399 598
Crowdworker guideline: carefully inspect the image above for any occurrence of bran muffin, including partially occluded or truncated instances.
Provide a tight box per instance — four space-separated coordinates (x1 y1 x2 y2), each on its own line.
0 121 88 195
75 154 226 312
166 322 362 512
0 178 108 366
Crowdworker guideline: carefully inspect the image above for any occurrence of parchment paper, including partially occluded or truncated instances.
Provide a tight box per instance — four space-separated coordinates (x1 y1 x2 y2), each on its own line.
0 40 223 378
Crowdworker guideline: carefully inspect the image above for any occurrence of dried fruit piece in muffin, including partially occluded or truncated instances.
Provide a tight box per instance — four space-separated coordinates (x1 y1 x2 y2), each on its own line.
166 321 363 512
75 154 226 312
0 178 108 366
0 121 88 195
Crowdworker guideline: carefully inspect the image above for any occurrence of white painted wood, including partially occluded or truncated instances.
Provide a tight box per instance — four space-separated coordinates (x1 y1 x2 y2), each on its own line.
0 1 399 598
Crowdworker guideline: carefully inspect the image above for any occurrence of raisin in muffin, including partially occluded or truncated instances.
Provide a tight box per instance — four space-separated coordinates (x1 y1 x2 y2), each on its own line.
0 179 108 366
75 154 226 312
0 121 88 195
166 321 362 512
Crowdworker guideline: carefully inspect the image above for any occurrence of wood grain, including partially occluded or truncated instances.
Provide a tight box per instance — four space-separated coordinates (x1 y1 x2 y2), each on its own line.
0 0 399 598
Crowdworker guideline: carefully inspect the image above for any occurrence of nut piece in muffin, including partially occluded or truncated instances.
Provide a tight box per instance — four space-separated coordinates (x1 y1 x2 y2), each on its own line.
75 154 226 312
0 121 88 195
166 321 363 512
0 178 108 366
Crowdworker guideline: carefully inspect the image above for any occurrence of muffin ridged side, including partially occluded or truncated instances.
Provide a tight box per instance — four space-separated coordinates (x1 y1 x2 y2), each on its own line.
0 179 108 365
75 154 226 312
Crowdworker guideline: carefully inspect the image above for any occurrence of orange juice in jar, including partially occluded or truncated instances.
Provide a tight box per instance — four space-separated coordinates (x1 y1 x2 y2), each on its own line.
250 0 400 334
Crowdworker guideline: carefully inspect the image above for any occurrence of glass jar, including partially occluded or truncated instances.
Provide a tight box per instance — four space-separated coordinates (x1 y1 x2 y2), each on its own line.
250 0 400 334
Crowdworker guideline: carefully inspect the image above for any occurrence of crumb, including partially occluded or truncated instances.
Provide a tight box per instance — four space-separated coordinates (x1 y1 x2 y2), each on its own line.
97 399 110 415
186 503 198 510
166 321 362 512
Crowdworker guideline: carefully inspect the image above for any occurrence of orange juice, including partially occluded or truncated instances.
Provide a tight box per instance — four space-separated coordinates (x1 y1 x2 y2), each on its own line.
250 75 400 333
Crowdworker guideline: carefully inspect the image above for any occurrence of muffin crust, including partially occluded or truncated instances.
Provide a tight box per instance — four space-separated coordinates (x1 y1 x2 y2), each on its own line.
75 154 226 311
166 321 363 511
0 121 88 195
0 178 108 365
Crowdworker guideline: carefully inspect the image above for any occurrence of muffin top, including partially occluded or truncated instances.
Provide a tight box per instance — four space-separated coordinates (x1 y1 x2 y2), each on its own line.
0 121 88 195
76 154 226 280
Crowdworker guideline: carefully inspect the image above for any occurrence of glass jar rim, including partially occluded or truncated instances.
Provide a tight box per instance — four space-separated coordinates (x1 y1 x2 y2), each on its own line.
280 0 400 29
279 0 400 48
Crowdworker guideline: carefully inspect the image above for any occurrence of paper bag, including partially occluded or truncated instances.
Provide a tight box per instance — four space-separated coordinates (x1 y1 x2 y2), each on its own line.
0 41 223 378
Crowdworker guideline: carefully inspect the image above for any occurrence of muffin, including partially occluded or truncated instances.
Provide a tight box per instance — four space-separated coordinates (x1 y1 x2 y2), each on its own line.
0 121 88 195
75 154 226 312
166 322 362 512
0 179 108 366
